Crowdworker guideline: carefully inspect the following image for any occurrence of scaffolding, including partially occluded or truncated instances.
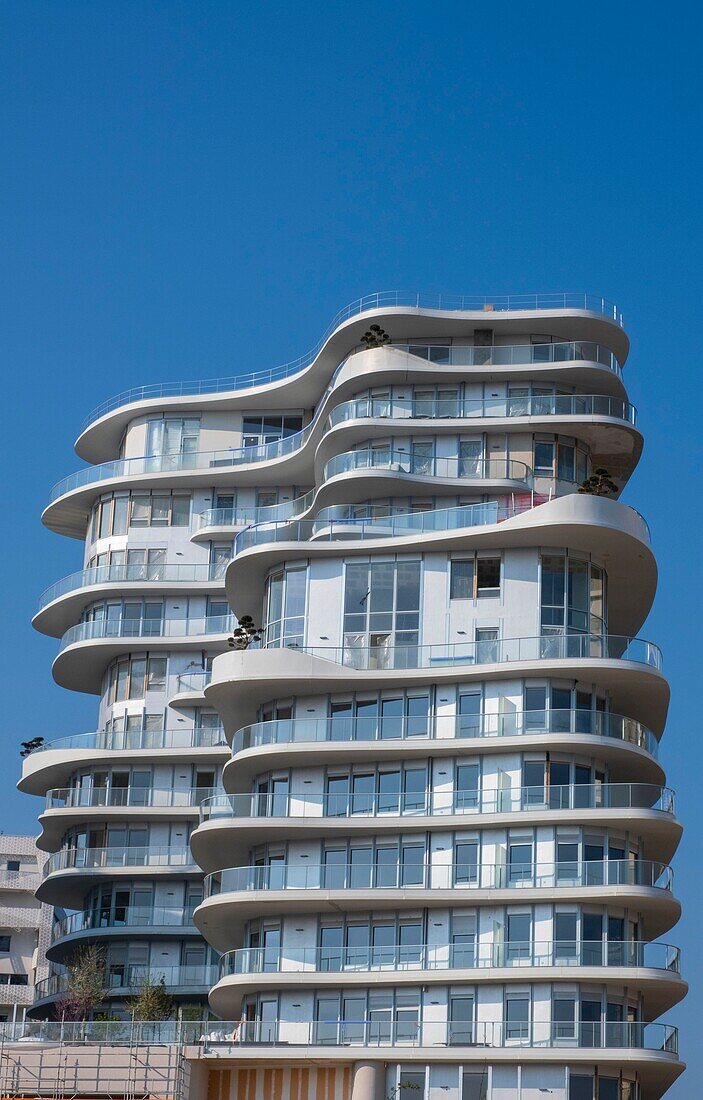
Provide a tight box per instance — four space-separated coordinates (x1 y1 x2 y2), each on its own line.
0 1030 192 1100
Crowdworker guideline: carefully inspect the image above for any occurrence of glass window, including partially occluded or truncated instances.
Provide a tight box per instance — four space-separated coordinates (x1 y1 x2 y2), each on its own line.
506 912 531 960
400 844 424 886
568 1074 594 1100
458 692 481 737
450 560 474 599
505 992 529 1039
476 557 500 595
171 495 191 526
534 440 555 474
455 840 478 884
462 1069 488 1100
130 496 151 527
554 993 577 1039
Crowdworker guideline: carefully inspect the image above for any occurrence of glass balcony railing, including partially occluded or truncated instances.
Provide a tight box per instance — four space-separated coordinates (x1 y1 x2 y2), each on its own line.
38 563 227 613
195 508 261 531
203 858 673 898
43 845 196 875
79 293 624 433
200 1018 675 1053
51 906 197 942
264 634 663 672
28 727 225 755
198 783 674 824
220 939 681 978
231 710 659 758
233 490 645 558
46 785 217 810
323 450 532 484
0 1018 678 1056
234 499 516 556
328 392 636 428
36 964 219 1000
48 442 534 507
389 339 623 372
58 615 234 652
174 670 212 694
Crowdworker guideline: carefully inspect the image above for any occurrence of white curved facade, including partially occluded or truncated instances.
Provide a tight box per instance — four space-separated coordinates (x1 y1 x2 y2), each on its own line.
25 294 683 1098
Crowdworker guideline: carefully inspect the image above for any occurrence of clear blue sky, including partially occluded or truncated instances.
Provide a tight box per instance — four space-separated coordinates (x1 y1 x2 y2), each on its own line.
1 1 700 1090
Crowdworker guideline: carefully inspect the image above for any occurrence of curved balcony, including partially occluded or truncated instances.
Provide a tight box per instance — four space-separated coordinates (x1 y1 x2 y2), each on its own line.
322 450 533 490
201 783 674 823
39 786 216 850
230 709 660 766
19 728 227 797
33 964 219 1006
330 392 635 428
81 331 626 438
76 293 626 455
321 393 640 480
207 634 668 740
193 784 678 873
47 784 216 810
289 634 661 671
204 858 674 898
196 859 678 949
53 614 233 694
35 563 226 638
47 905 201 961
211 940 684 1019
226 495 655 641
39 845 199 909
222 939 680 978
196 1018 676 1055
169 670 212 708
192 507 261 540
52 905 196 942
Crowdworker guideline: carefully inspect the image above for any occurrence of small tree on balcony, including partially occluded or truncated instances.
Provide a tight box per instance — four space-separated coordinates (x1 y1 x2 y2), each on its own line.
20 737 44 757
228 615 264 650
55 944 106 1021
578 467 618 496
128 974 175 1022
360 324 390 350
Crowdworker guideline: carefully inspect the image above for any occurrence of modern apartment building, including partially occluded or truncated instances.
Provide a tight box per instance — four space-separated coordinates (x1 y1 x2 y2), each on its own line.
0 836 53 1023
22 293 684 1099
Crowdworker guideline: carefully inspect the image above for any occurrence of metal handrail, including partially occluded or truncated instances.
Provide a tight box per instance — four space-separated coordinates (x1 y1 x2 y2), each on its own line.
323 450 532 483
28 727 226 755
203 858 674 898
198 783 675 823
58 614 234 652
0 1019 679 1054
328 392 636 428
261 634 663 672
38 563 227 612
43 845 196 875
231 709 659 758
232 496 650 558
36 964 219 999
200 1018 676 1053
219 939 681 977
46 785 217 810
51 905 198 941
79 293 625 431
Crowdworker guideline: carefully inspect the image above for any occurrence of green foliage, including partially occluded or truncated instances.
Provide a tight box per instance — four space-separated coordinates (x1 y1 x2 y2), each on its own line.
128 974 175 1022
228 615 264 650
578 468 618 496
20 737 44 757
360 324 390 350
55 944 106 1021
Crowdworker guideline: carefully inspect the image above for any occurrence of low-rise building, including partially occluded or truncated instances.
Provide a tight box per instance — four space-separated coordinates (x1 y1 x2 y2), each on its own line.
0 835 53 1024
